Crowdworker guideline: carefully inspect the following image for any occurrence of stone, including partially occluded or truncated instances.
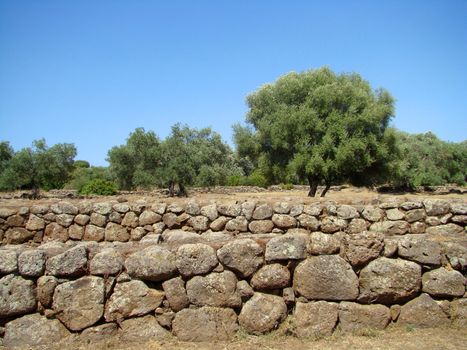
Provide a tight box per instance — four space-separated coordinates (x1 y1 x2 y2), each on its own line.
120 315 170 342
293 255 359 301
252 203 273 220
162 277 190 312
217 239 264 277
186 271 242 308
320 216 347 233
68 224 84 240
90 212 107 227
239 292 287 334
153 222 165 234
74 214 90 226
26 214 45 230
410 222 426 234
249 220 274 234
442 242 467 271
422 267 465 297
37 275 58 308
290 203 304 217
90 248 124 275
121 211 139 227
53 276 104 331
397 234 441 266
78 201 93 214
93 202 113 215
209 216 229 231
6 214 25 227
340 231 384 268
218 203 242 217
303 204 322 216
109 211 122 223
451 202 467 215
37 241 67 258
167 203 184 213
163 213 179 228
383 238 398 257
358 257 421 304
173 306 238 341
337 205 359 219
46 245 87 277
0 274 36 317
129 227 146 241
18 249 46 277
84 224 105 241
3 314 69 348
105 280 164 321
405 209 426 223
423 199 450 216
149 202 166 215
451 298 467 328
398 293 449 328
369 220 410 235
297 214 320 230
401 201 423 210
0 207 16 218
307 231 341 255
0 249 17 274
81 323 118 342
338 302 391 332
113 203 130 213
44 222 68 242
425 223 463 236
237 280 254 300
5 227 35 244
162 229 204 245
386 208 404 221
347 218 369 234
56 213 74 227
188 215 209 231
390 304 401 321
139 210 161 225
241 201 256 219
125 246 177 281
293 301 338 338
425 216 440 226
184 200 200 215
451 215 467 224
51 201 78 215
362 206 384 222
176 243 218 277
265 234 308 261
283 287 295 304
250 263 290 290
105 222 129 242
225 216 248 231
273 202 290 214
200 204 218 221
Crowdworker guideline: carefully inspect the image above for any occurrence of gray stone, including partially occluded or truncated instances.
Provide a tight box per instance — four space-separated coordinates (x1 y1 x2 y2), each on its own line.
173 306 238 341
18 249 46 277
225 216 248 231
397 234 441 266
121 211 139 227
265 234 308 261
162 277 190 312
320 216 347 233
425 216 440 226
30 204 49 215
303 204 322 216
293 255 359 301
297 214 320 230
56 213 74 227
51 201 78 215
186 271 242 308
0 274 36 317
93 202 113 215
293 301 338 338
383 238 398 257
26 214 45 230
290 203 304 216
442 242 467 271
109 211 122 223
37 275 58 308
188 215 209 231
410 221 426 234
162 229 204 245
37 241 67 258
425 223 464 236
250 263 290 290
241 201 256 220
249 220 274 234
0 208 16 218
125 246 177 281
451 202 467 215
84 224 105 241
358 257 421 304
150 202 167 215
120 314 170 342
386 208 404 221
185 200 200 215
401 201 423 210
105 280 164 321
237 280 254 300
369 220 410 235
81 323 118 342
338 302 391 331
74 214 90 226
217 238 263 277
451 298 467 328
307 231 341 255
362 206 384 222
3 314 69 348
200 204 218 220
398 293 449 328
53 276 104 331
0 249 17 274
78 201 93 214
176 243 218 277
405 209 426 223
210 216 229 231
139 210 161 225
252 203 273 220
239 292 287 334
451 215 467 224
105 222 129 242
347 218 369 234
113 203 130 213
422 267 465 297
68 224 84 240
337 205 359 219
218 202 242 217
273 202 291 214
423 199 450 216
46 245 88 277
5 227 35 244
90 248 123 275
340 231 384 267
167 203 184 213
283 287 295 304
90 212 107 227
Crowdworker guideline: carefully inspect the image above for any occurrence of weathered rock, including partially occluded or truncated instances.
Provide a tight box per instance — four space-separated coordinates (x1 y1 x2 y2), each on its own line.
338 302 391 331
81 323 118 342
410 221 426 234
162 229 204 245
307 231 341 255
283 287 295 304
303 204 322 216
44 222 69 242
125 246 177 281
200 204 218 221
337 205 359 219
109 211 122 223
51 201 78 215
218 203 242 217
237 280 254 300
0 249 17 274
240 201 256 220
272 214 297 229
173 306 238 341
451 215 467 224
401 201 423 210
451 298 467 328
425 216 440 226
398 293 449 328
358 257 421 304
37 241 67 258
139 210 161 226
347 218 369 234
37 275 58 308
18 249 46 277
93 202 113 215
293 255 359 301
121 211 139 227
386 208 404 221
46 245 87 277
176 243 218 277
405 209 426 223
265 234 308 261
383 238 398 257
320 216 347 233
293 301 338 338
105 222 129 242
238 292 287 334
0 274 36 317
113 203 130 213
451 202 467 215
250 263 290 290
369 220 410 235
397 234 441 266
162 277 190 312
340 231 384 267
163 213 183 228
252 204 273 220
5 227 35 244
225 216 248 231
120 314 170 342
73 214 89 226
0 207 16 218
442 242 467 271
6 214 25 227
56 213 74 228
68 224 84 240
290 203 304 217
90 248 123 275
210 216 229 231
249 220 274 234
422 267 465 297
423 199 450 216
187 215 209 231
297 214 320 230
3 314 69 348
425 223 464 236
84 224 105 241
186 271 241 308
272 202 289 214
217 239 263 277
362 206 384 222
167 203 184 213
105 280 164 321
26 214 45 231
90 213 107 227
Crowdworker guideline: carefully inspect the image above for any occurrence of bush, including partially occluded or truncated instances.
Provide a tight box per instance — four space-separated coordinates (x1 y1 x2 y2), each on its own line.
227 171 268 188
280 183 294 190
79 179 118 196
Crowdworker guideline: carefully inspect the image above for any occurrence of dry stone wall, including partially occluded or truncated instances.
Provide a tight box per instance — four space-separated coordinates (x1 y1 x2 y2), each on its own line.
0 198 466 346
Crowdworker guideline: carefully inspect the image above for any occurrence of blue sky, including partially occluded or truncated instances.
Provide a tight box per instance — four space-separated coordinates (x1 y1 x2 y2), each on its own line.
1 0 466 166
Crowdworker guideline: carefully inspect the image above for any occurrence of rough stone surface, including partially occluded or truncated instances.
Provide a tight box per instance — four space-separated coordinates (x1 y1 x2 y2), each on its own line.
90 248 124 275
51 201 78 215
187 216 209 231
303 204 322 216
250 263 290 290
0 274 36 317
125 246 177 281
424 199 450 216
451 298 467 328
217 239 264 277
176 243 218 277
68 224 84 240
320 216 347 233
3 314 69 348
93 202 113 215
225 216 248 232
362 206 384 222
338 302 391 331
56 213 74 227
347 218 369 234
109 212 122 224
46 245 88 277
105 222 130 242
252 204 273 220
186 271 242 308
52 276 104 331
0 249 17 274
218 203 242 217
121 211 139 228
425 223 464 236
209 216 228 231
26 214 45 231
340 231 384 267
162 277 190 312
238 292 287 334
398 293 450 328
358 257 421 304
237 280 254 300
90 213 107 227
451 202 467 215
272 214 297 229
80 323 118 342
18 249 46 277
120 315 170 342
273 202 290 214
397 235 441 266
113 203 130 213
386 209 404 221
337 205 359 219
84 224 105 241
293 255 359 301
405 209 426 223
37 275 58 308
105 280 164 321
307 231 341 255
139 210 161 226
173 306 238 341
293 301 338 338
200 204 218 221
249 220 274 234
369 220 410 235
265 234 308 261
422 267 465 297
297 214 320 230
5 227 35 244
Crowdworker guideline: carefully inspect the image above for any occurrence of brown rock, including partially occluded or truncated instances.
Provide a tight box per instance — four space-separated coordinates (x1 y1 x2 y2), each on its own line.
250 263 290 290
272 214 297 229
119 315 170 342
84 224 105 241
397 234 441 266
225 216 248 231
217 239 264 277
422 267 465 297
90 212 107 227
369 220 410 235
362 206 384 222
386 208 404 221
450 298 467 328
26 214 45 231
340 231 384 268
125 246 177 281
162 277 190 312
74 214 90 226
0 274 36 317
338 302 391 331
293 301 338 338
210 216 229 231
176 243 218 277
187 215 209 231
68 224 84 240
139 210 161 225
46 245 87 277
347 218 369 234
37 275 58 308
253 204 273 220
398 293 449 328
405 209 426 223
320 216 347 233
90 248 123 275
105 222 129 242
249 220 274 234
423 199 450 216
121 211 139 227
307 231 341 255
297 214 320 230
4 227 35 244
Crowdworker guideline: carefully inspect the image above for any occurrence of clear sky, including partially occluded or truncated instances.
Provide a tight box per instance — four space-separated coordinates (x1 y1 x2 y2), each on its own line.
1 0 466 166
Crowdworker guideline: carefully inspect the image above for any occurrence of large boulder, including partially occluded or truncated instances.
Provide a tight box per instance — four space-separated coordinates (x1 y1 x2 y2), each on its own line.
186 271 242 308
176 243 218 277
340 231 384 268
398 293 450 328
0 274 36 317
18 249 46 277
358 257 421 304
119 315 171 342
52 276 104 331
172 306 238 341
338 302 391 332
46 245 88 277
250 263 291 290
292 301 338 338
265 234 308 261
89 248 123 276
397 235 441 267
423 199 450 216
125 246 177 281
238 292 287 334
422 267 465 297
105 280 164 321
217 239 263 278
293 255 358 301
162 277 190 312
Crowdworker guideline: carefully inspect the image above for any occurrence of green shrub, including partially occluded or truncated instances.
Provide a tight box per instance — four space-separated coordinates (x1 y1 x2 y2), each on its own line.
79 179 118 196
280 183 294 190
244 171 268 188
